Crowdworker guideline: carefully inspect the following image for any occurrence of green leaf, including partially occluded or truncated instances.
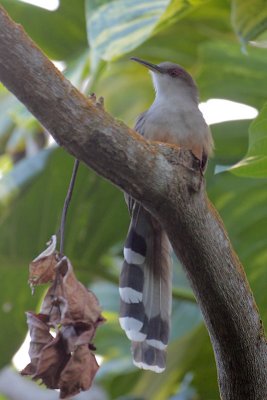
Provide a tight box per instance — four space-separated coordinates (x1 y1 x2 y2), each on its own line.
231 0 267 44
86 0 170 65
231 103 267 177
0 149 53 366
208 172 267 327
85 0 207 67
211 119 250 166
198 40 267 109
231 155 267 178
0 0 88 60
0 261 36 368
155 0 209 32
0 148 52 211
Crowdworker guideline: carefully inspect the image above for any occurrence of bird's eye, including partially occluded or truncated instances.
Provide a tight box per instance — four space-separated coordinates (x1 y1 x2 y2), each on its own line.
169 69 179 77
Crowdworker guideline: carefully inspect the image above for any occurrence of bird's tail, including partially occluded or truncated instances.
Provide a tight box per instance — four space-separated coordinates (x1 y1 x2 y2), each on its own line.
119 204 172 373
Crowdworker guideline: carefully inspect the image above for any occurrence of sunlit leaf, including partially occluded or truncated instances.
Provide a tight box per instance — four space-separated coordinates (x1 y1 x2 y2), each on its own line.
86 0 170 66
156 0 209 31
198 40 267 109
231 103 267 177
86 0 207 67
0 0 88 60
231 0 267 44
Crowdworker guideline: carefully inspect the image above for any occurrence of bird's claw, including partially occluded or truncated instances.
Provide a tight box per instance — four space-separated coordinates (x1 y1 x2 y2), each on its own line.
89 93 105 109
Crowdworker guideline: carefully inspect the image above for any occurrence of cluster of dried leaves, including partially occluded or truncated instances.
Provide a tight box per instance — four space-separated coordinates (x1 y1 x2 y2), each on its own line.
21 236 105 399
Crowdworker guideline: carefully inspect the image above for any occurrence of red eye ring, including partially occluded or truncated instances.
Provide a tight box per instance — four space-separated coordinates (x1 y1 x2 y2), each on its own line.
169 68 180 77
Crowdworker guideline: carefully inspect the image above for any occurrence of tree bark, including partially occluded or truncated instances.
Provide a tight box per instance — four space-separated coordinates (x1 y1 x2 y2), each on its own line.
0 6 267 400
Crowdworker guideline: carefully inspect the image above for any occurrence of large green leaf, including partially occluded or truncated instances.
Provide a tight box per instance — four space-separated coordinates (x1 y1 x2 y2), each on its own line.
86 0 170 66
231 103 267 177
231 0 267 44
0 0 88 60
0 149 53 367
210 119 250 166
86 0 209 67
208 172 267 325
0 261 36 368
155 0 210 32
198 40 267 109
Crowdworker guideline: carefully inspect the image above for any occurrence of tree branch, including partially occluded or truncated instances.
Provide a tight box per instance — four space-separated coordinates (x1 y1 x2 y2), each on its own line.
0 6 266 399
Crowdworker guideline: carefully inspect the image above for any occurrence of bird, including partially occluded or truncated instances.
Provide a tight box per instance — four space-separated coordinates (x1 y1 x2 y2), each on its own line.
119 57 214 373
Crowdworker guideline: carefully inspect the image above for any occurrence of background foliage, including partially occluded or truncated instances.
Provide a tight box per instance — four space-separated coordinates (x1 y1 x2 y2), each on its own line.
0 0 267 399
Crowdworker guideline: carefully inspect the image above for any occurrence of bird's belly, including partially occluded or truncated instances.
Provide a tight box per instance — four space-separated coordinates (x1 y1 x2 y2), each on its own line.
145 127 182 145
143 114 210 160
144 117 200 146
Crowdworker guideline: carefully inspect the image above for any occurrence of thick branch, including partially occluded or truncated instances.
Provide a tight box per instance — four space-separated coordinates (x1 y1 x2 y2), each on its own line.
0 6 267 399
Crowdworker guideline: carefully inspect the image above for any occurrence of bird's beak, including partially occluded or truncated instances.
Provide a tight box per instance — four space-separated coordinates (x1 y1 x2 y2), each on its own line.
130 57 163 73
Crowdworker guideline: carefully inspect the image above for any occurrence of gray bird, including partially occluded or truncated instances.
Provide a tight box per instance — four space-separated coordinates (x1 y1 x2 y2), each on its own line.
119 58 214 373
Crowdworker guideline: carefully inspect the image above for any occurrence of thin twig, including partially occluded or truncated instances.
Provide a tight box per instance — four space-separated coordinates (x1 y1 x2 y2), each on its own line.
59 158 80 256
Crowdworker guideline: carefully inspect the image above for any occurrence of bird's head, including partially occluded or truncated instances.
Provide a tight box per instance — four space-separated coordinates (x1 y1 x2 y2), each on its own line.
131 57 198 103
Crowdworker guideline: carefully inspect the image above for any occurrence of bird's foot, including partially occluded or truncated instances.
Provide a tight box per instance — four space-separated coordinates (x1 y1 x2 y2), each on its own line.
89 93 105 109
190 154 204 180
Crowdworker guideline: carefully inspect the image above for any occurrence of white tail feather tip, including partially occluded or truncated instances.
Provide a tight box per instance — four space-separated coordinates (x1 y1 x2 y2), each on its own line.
133 360 165 373
119 287 142 303
126 330 146 341
124 248 145 265
146 339 167 350
119 317 146 341
119 316 142 331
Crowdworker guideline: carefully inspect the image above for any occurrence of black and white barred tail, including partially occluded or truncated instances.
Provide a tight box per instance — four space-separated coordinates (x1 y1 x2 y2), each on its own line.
119 202 172 373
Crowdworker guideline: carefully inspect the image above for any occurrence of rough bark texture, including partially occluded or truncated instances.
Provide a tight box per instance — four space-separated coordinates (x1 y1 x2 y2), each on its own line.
0 6 267 400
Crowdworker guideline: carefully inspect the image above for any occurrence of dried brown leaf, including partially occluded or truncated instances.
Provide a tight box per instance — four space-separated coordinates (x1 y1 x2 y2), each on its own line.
23 253 105 397
61 322 95 353
59 345 99 399
43 257 103 325
21 312 53 376
29 254 58 286
40 290 68 326
29 236 58 286
60 258 102 323
34 332 70 389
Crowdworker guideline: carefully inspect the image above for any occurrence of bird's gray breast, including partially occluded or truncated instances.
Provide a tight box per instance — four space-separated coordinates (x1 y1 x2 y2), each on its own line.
142 105 203 145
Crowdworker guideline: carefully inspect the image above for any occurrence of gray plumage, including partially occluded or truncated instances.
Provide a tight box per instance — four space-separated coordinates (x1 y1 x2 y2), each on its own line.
119 58 213 373
119 113 172 373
